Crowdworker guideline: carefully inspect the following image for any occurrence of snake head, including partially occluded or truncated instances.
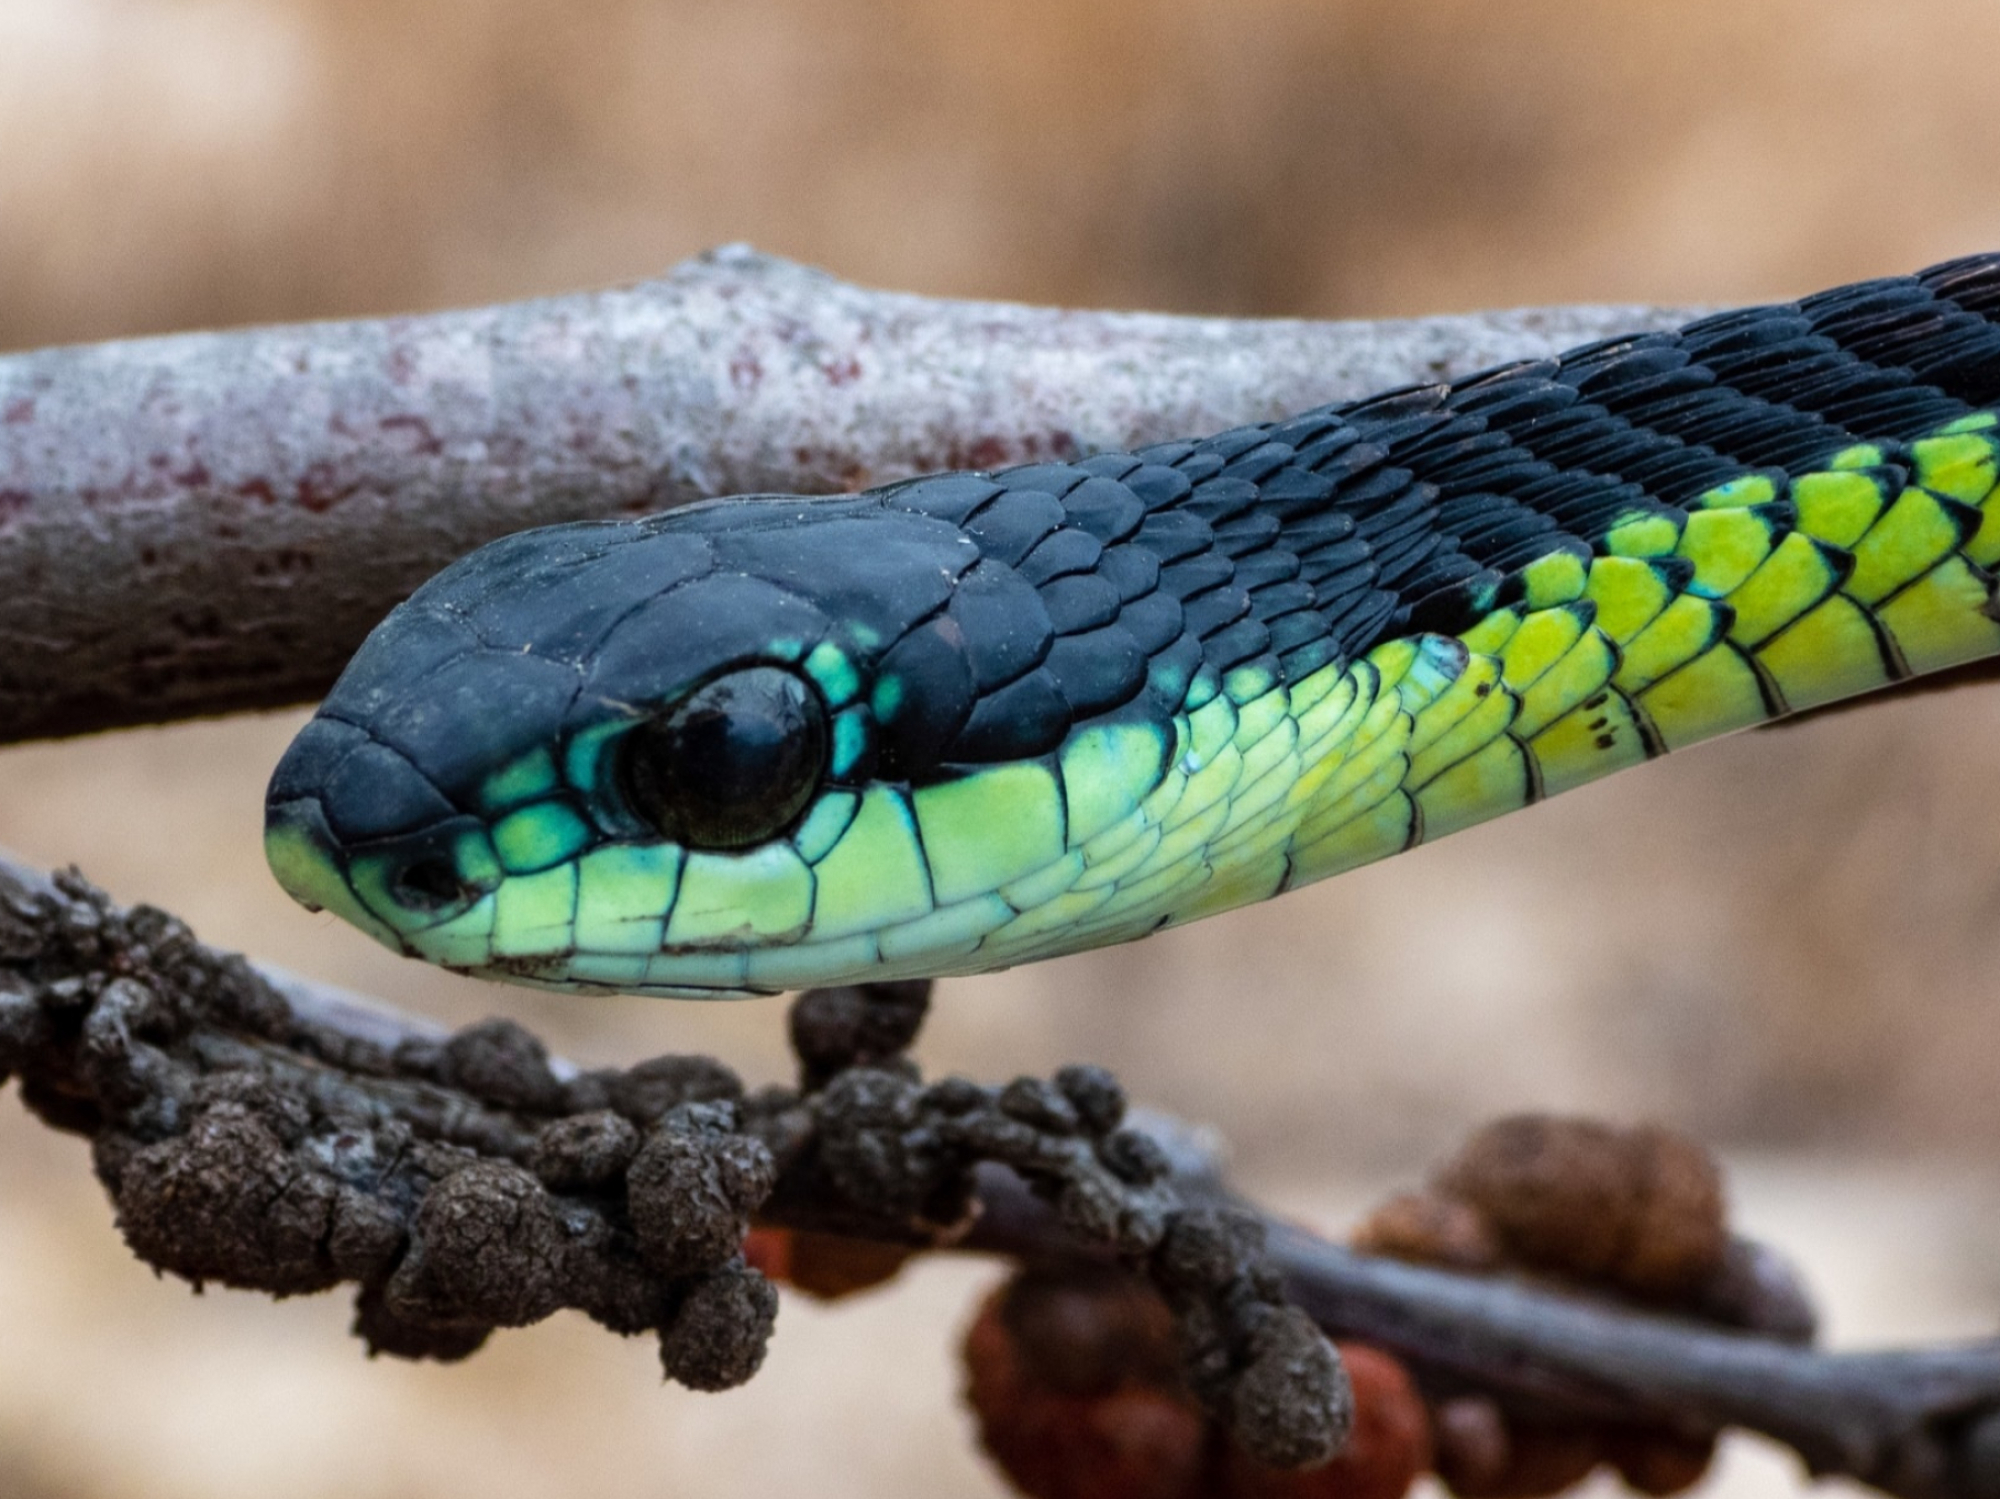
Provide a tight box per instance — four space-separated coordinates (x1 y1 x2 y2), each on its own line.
265 482 1178 997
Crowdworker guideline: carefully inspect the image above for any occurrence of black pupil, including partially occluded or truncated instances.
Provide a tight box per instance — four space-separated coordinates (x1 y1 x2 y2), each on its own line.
618 667 828 850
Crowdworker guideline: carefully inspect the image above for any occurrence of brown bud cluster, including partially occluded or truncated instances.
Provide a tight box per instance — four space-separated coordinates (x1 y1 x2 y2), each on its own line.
962 1267 1430 1499
1349 1115 1794 1497
742 1226 916 1300
1355 1115 1727 1298
1429 1396 1714 1499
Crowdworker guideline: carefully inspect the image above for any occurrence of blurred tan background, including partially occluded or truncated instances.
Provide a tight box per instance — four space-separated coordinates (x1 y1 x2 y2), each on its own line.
6 2 2000 1496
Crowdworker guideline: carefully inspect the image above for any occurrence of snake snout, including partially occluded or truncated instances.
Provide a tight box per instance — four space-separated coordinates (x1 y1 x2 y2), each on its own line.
265 716 505 941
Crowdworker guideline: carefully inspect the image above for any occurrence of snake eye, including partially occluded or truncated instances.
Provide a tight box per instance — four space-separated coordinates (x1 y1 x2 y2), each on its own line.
617 666 829 850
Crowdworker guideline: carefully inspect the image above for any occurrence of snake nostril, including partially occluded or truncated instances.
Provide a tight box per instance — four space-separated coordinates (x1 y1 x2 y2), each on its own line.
391 856 473 913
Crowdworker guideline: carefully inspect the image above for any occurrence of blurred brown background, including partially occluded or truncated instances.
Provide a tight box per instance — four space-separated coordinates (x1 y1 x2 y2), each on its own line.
6 2 2000 1495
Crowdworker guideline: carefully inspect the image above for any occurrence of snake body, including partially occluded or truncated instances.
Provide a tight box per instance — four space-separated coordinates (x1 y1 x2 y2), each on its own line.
267 254 2000 996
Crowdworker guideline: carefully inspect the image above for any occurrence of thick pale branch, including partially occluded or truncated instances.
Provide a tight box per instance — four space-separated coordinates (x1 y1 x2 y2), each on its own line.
0 246 1690 741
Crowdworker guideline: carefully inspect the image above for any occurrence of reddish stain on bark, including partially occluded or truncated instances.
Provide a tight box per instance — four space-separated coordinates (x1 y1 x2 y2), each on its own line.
3 399 33 425
380 413 443 455
254 547 317 576
294 462 358 513
822 356 862 386
236 478 280 506
0 489 30 523
957 436 1011 470
730 351 764 391
922 429 1082 473
783 446 873 491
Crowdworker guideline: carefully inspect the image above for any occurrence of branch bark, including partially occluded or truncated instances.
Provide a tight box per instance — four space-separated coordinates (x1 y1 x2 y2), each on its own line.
0 246 1692 741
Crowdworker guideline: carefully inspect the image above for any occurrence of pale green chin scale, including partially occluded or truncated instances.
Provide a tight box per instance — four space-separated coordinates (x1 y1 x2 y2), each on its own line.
264 820 404 951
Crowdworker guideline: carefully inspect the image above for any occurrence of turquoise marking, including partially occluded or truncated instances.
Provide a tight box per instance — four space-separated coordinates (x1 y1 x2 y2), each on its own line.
492 800 595 874
871 673 905 721
479 747 560 812
563 720 628 796
1699 473 1780 510
804 641 860 706
830 706 870 777
1183 665 1222 711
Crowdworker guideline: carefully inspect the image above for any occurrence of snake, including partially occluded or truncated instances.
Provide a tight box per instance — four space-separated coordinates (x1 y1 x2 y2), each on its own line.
265 253 2000 998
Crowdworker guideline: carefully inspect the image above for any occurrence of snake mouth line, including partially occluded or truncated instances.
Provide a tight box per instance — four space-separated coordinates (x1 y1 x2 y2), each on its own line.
460 950 781 1001
464 964 773 1001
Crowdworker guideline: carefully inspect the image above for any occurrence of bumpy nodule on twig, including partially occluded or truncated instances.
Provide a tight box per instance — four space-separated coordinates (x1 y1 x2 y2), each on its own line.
773 979 1351 1466
0 862 1347 1467
1 864 781 1388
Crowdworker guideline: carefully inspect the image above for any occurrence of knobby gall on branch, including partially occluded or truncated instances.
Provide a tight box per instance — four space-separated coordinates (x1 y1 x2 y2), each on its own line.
0 857 1347 1468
